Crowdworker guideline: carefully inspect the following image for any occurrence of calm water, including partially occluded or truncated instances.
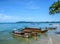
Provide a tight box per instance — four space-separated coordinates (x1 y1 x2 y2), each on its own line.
0 23 60 44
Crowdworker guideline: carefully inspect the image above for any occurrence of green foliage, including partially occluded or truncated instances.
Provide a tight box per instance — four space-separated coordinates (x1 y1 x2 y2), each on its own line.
49 0 60 15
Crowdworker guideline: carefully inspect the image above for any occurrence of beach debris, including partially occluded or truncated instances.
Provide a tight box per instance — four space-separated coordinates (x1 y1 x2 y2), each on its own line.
45 27 57 30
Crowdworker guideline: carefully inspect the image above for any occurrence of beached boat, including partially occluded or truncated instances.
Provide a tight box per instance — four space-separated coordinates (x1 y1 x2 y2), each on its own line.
12 28 48 38
21 27 41 33
12 31 31 38
41 30 48 33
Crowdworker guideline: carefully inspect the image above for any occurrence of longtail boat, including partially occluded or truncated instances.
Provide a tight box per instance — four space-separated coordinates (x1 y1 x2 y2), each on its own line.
12 27 48 38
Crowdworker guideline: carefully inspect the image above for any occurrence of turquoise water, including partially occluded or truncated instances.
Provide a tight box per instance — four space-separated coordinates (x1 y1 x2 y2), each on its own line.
0 23 60 44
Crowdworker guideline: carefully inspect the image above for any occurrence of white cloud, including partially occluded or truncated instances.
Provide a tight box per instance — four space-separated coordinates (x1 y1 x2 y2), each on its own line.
0 13 12 19
0 13 36 22
0 13 20 22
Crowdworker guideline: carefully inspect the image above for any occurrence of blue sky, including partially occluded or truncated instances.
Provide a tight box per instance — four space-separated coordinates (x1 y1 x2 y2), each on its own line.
0 0 60 22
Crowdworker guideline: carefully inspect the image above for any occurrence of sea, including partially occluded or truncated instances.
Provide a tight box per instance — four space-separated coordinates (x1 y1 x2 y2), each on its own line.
0 22 60 44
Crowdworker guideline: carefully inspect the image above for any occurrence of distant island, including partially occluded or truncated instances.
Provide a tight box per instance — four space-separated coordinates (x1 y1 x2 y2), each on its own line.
16 21 60 23
0 21 60 24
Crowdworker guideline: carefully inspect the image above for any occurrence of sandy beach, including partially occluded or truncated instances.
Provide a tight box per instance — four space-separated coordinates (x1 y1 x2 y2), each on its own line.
0 23 60 44
32 34 60 44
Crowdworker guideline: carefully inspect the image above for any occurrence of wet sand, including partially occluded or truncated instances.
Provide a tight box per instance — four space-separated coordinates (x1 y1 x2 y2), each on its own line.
32 34 60 44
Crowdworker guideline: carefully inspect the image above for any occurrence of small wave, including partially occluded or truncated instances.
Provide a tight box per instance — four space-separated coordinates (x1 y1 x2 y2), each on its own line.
55 32 60 34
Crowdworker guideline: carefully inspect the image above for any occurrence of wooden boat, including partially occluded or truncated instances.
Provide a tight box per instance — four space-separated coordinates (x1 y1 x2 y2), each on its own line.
12 31 32 38
12 31 24 36
12 28 48 38
21 27 41 33
41 30 48 33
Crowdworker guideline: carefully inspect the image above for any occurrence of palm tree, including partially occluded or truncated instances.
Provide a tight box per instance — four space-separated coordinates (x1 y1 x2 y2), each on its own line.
49 0 60 15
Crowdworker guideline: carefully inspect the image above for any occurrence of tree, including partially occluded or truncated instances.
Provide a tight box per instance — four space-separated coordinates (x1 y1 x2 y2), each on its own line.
49 0 60 15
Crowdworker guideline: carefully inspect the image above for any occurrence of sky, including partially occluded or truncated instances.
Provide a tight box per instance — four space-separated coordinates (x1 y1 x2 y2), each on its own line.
0 0 60 22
